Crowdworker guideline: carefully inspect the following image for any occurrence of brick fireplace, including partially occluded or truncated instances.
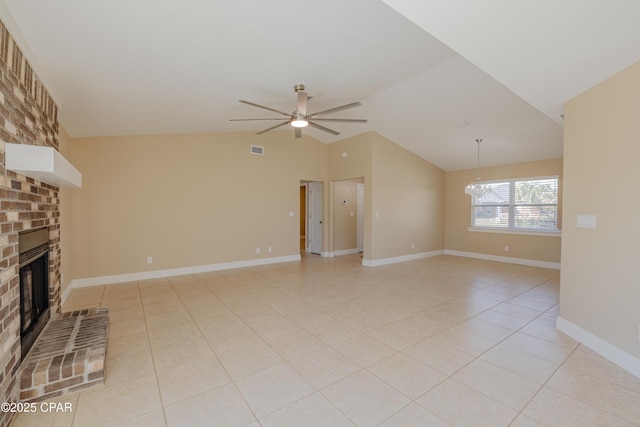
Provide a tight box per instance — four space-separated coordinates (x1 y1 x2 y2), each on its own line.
0 20 63 427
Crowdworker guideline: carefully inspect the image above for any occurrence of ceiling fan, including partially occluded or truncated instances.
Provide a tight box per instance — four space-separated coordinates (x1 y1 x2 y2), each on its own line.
230 84 367 138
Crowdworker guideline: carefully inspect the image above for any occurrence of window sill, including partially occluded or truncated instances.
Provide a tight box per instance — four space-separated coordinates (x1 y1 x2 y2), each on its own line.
467 227 562 237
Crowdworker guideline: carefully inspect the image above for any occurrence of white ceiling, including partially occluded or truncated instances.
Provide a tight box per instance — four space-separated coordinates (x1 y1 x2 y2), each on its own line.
2 0 639 171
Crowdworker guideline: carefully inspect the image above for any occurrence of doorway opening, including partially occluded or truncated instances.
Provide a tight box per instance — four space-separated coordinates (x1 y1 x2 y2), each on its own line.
332 178 364 256
300 181 323 255
357 182 364 253
299 185 306 250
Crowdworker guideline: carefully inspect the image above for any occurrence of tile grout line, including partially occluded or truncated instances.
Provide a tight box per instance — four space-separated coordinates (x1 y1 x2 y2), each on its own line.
185 273 265 425
137 278 171 427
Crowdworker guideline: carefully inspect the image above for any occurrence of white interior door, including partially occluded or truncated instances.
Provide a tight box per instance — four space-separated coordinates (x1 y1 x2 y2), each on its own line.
308 182 323 255
357 183 364 252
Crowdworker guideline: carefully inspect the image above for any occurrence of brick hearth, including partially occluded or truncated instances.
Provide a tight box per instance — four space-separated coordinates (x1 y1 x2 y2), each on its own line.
19 308 109 402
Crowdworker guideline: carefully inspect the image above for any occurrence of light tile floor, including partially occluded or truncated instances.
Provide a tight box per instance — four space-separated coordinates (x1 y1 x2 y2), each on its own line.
13 254 640 426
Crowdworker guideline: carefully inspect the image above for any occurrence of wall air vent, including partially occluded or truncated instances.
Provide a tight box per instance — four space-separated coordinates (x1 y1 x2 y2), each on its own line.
250 145 264 155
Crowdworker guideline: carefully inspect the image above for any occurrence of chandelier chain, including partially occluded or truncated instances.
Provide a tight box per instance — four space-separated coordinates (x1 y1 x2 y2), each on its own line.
476 138 482 176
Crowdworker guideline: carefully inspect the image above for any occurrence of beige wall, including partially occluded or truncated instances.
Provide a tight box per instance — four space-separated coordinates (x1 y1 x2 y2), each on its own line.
327 133 373 257
445 158 563 263
326 131 445 262
370 133 445 260
58 126 73 295
69 129 444 279
561 61 640 358
333 179 362 251
68 125 564 282
69 131 327 279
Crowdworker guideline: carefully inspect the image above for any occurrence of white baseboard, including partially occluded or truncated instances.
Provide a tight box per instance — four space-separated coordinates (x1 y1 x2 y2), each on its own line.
334 248 360 256
556 316 640 379
70 254 301 288
60 282 74 306
362 250 445 267
321 251 334 258
444 249 560 270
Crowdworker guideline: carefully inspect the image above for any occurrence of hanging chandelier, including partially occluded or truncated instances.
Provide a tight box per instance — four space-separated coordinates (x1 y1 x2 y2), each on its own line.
465 138 490 198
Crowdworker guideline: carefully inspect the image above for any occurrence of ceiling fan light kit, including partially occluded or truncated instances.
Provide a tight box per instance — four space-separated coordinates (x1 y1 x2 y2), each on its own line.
230 84 367 138
290 111 308 128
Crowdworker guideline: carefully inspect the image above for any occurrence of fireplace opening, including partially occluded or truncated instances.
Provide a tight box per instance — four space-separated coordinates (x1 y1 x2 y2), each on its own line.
19 228 50 360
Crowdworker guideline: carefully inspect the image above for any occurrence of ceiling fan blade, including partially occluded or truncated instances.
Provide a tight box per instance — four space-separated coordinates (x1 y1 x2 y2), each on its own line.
229 118 291 121
297 90 307 116
239 100 292 117
309 101 362 117
256 120 290 135
295 127 302 139
309 118 368 123
308 121 340 136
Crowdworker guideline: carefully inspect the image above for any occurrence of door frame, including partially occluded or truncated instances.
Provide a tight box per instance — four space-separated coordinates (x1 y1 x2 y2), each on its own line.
306 181 323 255
357 183 364 253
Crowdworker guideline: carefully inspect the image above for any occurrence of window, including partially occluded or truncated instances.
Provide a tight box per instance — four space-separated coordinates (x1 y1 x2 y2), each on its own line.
470 176 559 232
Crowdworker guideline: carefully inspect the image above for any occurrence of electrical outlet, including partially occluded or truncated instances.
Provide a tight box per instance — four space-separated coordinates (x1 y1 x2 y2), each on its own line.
268 246 272 253
256 248 260 254
411 243 415 250
504 245 510 252
147 256 153 264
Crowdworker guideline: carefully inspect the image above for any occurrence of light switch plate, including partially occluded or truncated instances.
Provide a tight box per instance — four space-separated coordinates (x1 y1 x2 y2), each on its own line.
576 215 596 228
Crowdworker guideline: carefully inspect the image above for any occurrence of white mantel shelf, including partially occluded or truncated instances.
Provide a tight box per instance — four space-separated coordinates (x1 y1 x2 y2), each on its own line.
4 143 82 188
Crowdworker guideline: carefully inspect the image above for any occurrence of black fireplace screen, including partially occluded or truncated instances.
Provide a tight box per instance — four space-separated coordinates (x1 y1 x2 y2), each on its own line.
19 228 50 359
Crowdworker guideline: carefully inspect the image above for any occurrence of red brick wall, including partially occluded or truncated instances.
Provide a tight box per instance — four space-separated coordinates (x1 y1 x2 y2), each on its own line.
0 20 61 427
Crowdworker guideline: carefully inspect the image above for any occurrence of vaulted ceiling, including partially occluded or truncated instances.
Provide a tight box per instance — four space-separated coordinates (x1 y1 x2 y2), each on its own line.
2 0 639 170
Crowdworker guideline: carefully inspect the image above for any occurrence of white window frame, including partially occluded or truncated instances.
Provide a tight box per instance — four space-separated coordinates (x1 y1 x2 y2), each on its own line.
468 175 561 237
